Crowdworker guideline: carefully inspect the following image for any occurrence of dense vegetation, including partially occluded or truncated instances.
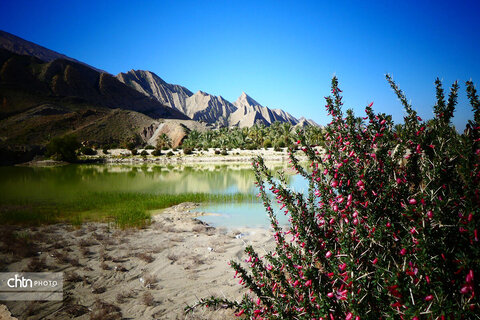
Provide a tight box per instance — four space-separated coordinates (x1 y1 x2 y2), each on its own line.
181 122 325 151
187 76 480 318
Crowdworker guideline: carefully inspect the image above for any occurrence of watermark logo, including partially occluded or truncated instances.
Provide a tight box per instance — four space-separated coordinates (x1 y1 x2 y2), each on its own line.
0 272 63 301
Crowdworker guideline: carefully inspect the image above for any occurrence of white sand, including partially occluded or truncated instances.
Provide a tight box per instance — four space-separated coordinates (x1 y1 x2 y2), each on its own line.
0 203 276 319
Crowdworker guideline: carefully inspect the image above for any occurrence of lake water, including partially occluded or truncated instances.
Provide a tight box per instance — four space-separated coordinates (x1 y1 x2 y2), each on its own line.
0 164 308 228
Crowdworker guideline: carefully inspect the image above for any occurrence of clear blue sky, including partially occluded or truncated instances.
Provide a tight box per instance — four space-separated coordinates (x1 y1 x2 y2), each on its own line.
1 0 479 128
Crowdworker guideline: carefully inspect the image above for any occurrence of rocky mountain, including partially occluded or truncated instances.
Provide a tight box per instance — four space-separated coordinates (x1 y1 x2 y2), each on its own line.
118 70 302 128
295 117 320 128
230 92 299 128
0 46 189 164
184 91 236 126
0 48 188 120
0 30 104 73
116 70 193 114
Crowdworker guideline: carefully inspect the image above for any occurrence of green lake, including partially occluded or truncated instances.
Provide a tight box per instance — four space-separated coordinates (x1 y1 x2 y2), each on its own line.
0 164 308 228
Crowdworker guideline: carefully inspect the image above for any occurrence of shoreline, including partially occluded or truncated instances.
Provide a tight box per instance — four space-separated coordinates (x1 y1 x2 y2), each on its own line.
19 147 312 167
0 203 276 319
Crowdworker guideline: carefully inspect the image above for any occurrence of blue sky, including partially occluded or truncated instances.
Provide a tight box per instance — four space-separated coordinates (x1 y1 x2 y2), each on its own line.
1 0 479 128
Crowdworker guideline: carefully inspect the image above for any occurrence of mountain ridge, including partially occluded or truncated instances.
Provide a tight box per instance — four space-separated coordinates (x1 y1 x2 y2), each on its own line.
117 69 304 128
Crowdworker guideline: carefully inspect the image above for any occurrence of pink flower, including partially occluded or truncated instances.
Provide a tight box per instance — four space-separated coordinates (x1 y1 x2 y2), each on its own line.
408 198 417 205
372 258 378 265
400 248 407 256
305 280 312 287
425 295 434 301
325 251 332 258
327 292 334 298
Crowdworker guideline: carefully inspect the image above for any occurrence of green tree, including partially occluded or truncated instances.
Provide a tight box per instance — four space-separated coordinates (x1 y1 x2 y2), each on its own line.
45 135 81 162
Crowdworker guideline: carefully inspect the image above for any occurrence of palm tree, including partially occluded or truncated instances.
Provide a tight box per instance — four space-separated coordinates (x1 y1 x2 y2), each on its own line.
156 133 172 149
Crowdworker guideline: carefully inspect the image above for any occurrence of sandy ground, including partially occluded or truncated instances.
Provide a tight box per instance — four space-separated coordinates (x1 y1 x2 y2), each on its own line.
101 148 309 165
0 203 276 320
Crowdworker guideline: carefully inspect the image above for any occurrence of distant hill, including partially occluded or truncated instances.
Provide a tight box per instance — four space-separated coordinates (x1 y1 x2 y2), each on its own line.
0 49 188 120
0 47 188 164
0 30 104 73
117 70 303 128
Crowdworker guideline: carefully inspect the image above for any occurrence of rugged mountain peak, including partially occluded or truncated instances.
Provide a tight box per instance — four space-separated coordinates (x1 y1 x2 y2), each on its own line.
116 69 193 114
235 92 262 109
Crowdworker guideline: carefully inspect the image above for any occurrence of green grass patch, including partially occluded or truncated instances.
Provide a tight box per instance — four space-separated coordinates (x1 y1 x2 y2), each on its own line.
0 192 256 228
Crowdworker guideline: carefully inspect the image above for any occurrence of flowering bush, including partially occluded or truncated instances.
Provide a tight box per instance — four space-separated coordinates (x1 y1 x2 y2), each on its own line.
186 76 479 319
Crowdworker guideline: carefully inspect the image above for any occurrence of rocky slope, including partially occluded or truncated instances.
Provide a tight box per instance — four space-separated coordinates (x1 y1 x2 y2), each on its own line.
184 91 236 126
118 70 302 128
116 70 193 114
0 49 188 120
230 92 299 128
0 48 189 164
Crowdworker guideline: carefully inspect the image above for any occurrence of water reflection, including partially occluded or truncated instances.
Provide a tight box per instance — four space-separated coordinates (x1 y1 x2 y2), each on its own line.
0 163 307 228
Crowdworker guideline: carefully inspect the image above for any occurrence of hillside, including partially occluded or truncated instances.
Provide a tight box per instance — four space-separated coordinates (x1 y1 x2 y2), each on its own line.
0 48 190 164
117 70 302 128
116 70 193 114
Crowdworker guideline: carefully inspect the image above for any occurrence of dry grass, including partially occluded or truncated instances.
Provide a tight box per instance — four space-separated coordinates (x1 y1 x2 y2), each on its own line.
136 252 155 263
114 264 128 272
24 301 40 316
65 271 83 283
91 285 106 294
52 240 68 249
92 232 104 241
99 247 112 261
167 253 179 263
80 246 93 257
64 304 89 317
116 291 134 304
100 262 110 270
89 299 122 320
142 291 155 306
79 237 98 247
74 229 86 237
52 250 71 264
142 274 158 288
24 257 47 272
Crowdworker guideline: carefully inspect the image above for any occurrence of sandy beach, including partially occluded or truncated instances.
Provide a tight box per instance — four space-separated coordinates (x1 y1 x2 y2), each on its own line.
0 203 276 319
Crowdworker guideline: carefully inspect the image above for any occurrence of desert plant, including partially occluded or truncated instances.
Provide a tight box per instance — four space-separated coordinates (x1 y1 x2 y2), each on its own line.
263 138 272 148
186 76 480 318
156 133 172 150
45 135 81 162
183 147 194 155
152 149 162 156
80 146 97 155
